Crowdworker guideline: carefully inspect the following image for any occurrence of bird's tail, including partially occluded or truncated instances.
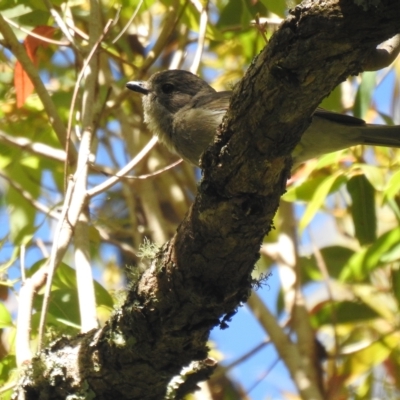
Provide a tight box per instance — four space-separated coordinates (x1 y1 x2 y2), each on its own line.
360 124 400 148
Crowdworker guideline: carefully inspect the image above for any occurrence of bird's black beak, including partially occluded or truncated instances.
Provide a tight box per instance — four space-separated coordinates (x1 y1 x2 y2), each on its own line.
126 81 150 95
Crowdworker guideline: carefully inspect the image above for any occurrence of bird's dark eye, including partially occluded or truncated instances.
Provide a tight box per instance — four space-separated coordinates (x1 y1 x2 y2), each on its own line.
161 83 175 94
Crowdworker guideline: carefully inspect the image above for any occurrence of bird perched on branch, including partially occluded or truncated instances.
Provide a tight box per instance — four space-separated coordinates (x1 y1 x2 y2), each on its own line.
126 69 400 167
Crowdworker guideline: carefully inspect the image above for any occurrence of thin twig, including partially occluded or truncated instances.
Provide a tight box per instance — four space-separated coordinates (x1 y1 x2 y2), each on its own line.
96 226 138 259
42 0 77 47
38 178 75 350
0 382 16 395
87 136 159 198
190 0 202 13
75 209 98 332
246 357 280 395
0 130 66 162
252 14 269 44
141 0 184 72
64 18 114 190
123 159 182 180
20 245 26 283
64 17 135 67
112 0 144 44
35 238 50 258
3 16 70 46
16 278 35 366
64 20 89 41
0 129 115 175
0 172 60 219
190 0 208 74
72 0 103 333
101 0 189 119
217 338 271 376
310 237 338 373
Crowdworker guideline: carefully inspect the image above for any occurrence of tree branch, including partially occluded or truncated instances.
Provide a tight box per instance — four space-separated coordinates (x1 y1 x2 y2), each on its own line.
14 1 400 399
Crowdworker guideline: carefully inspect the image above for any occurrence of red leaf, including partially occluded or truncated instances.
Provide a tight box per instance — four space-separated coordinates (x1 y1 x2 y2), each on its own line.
14 61 34 108
14 26 56 108
24 26 56 59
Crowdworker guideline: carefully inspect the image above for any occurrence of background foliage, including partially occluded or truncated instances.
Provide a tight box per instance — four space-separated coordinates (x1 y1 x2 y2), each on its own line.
1 0 400 399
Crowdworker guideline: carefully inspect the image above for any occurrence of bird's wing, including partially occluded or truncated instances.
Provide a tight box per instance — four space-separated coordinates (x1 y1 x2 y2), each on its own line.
314 107 366 126
190 90 232 112
192 98 367 125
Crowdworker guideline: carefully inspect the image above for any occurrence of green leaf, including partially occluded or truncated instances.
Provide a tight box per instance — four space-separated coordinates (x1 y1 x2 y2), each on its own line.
383 169 400 201
353 71 377 119
299 246 355 283
319 83 343 113
36 288 81 325
377 111 396 126
284 175 330 202
0 245 21 274
0 354 17 387
363 227 400 270
181 2 223 41
391 268 400 307
26 0 65 9
30 306 81 333
298 172 347 231
0 302 13 328
28 260 114 332
352 163 385 191
355 372 373 398
57 264 114 308
340 227 400 281
312 300 380 326
342 333 398 379
313 151 346 170
7 9 50 28
347 174 376 245
298 254 323 283
284 171 347 203
243 0 267 19
259 0 286 17
5 161 41 245
0 0 18 11
0 154 12 170
352 284 397 321
217 0 244 28
217 0 266 29
276 288 285 316
6 200 35 246
30 261 114 309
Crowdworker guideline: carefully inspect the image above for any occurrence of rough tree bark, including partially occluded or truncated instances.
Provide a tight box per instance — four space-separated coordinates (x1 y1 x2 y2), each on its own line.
14 0 400 399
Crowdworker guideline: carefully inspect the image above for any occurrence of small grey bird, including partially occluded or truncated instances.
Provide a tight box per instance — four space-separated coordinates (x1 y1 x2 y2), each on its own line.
126 70 400 167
